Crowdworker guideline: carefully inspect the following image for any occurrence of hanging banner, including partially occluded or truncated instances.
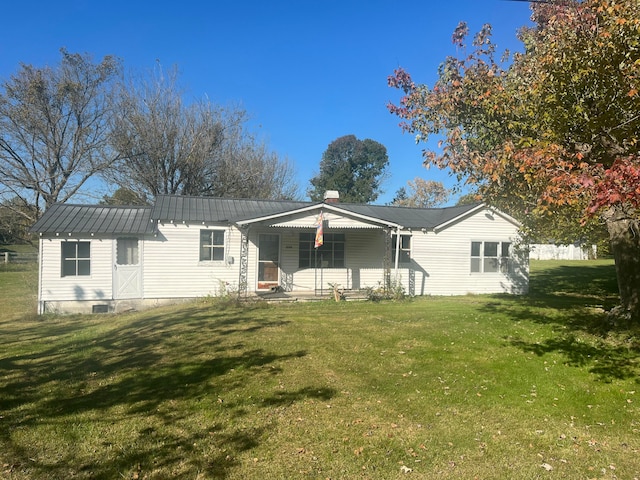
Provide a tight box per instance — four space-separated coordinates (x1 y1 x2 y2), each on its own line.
314 211 324 248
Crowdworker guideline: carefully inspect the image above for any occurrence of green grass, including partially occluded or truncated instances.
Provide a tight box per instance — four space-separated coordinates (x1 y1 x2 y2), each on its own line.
0 243 37 253
1 260 639 479
0 256 38 320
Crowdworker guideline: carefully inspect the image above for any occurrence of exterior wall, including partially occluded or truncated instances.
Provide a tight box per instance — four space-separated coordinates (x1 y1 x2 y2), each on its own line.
260 207 527 297
143 223 240 298
344 230 387 289
400 208 528 296
38 223 243 314
38 236 115 313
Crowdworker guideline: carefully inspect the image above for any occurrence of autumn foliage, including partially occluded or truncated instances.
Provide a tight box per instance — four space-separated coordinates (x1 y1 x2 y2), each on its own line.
388 0 640 318
388 0 639 218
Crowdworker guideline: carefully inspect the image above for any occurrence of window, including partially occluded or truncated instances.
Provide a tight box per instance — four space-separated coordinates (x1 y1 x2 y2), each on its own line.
471 241 511 273
200 230 225 261
392 234 411 264
299 232 345 268
62 241 91 277
117 238 139 265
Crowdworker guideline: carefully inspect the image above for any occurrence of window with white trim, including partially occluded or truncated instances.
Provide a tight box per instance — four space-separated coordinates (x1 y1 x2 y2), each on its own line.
61 241 91 277
200 230 225 261
471 241 511 273
392 234 411 264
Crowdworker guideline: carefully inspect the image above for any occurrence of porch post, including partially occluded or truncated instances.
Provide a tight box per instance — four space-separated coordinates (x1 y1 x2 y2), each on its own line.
394 226 401 281
384 228 391 292
238 226 250 299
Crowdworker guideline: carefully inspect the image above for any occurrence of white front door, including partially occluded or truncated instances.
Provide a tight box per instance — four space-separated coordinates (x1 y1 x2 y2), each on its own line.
257 233 280 290
114 237 142 299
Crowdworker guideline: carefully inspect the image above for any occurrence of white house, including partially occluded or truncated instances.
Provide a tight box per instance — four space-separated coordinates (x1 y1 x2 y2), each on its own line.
30 192 529 314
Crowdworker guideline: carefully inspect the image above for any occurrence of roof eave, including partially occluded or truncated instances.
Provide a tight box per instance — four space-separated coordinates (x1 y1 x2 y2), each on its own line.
433 203 485 233
432 203 521 233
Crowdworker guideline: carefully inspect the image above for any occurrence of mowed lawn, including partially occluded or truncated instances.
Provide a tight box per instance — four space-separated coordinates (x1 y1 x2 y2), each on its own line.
0 260 638 479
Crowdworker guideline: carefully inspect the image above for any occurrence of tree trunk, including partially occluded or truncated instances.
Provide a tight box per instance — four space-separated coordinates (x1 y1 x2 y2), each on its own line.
605 206 640 321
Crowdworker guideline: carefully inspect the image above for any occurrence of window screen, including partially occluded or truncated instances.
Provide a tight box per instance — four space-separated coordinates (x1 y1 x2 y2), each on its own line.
299 232 345 268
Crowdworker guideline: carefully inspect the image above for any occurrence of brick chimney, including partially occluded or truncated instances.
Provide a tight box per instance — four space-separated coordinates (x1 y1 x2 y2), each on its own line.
323 190 339 203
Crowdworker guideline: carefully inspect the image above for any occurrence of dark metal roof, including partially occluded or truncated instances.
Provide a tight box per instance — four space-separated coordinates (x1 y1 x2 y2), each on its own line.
337 203 484 229
31 196 493 236
30 204 155 235
151 195 485 229
151 195 313 223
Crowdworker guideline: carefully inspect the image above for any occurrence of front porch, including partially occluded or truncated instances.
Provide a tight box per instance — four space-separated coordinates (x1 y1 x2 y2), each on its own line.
252 287 370 303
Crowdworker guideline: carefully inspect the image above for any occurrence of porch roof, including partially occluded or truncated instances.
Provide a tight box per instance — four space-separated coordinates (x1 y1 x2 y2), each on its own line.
234 202 402 229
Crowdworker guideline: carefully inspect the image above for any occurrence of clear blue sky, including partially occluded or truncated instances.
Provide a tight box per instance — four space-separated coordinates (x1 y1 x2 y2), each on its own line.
0 0 534 204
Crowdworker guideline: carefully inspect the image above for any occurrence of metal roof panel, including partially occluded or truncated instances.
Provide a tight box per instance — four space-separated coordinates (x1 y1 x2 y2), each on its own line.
150 195 485 229
32 196 494 236
31 204 155 235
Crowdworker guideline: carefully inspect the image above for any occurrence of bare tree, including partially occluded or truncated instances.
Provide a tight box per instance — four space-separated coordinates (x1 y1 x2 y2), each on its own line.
0 49 121 223
207 121 299 200
107 66 223 197
391 178 450 208
108 65 299 200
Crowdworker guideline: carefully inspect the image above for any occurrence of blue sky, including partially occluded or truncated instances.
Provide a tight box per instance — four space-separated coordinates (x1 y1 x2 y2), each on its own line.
1 1 534 204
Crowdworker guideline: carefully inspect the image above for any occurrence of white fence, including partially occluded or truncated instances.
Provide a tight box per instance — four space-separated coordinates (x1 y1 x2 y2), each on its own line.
529 243 597 261
2 251 38 264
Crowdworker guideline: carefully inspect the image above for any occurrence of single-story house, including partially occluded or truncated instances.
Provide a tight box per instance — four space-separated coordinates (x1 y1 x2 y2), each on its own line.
30 191 529 314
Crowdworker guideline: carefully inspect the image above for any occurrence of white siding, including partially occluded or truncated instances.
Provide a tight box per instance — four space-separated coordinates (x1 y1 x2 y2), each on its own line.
406 208 527 295
345 230 387 289
271 210 386 229
39 236 114 302
143 223 240 298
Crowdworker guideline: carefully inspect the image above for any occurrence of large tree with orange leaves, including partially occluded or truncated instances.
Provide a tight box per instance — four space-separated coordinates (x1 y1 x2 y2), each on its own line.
388 0 640 320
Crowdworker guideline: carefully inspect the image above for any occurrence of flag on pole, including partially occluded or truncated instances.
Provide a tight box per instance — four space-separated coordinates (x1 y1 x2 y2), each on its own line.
314 211 324 248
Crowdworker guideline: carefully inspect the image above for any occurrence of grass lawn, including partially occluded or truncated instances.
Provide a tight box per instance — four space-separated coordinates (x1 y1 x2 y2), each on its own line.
1 260 638 479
